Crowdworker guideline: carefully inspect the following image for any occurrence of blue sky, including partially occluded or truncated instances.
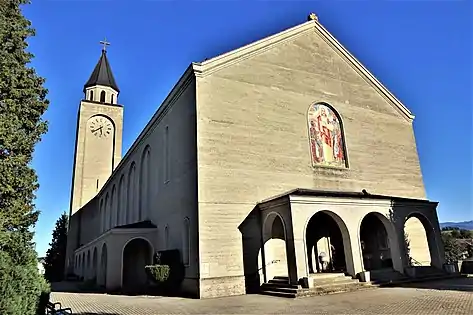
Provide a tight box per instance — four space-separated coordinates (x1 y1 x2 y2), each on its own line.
24 0 471 256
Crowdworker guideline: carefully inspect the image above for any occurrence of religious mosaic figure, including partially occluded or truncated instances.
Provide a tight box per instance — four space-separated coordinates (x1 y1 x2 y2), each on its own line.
308 103 346 167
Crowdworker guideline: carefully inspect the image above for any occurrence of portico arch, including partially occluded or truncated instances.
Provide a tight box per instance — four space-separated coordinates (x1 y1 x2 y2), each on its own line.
404 212 436 266
305 210 353 275
81 253 85 279
86 250 91 279
359 212 401 272
92 247 98 282
99 243 108 287
121 237 154 292
262 212 289 281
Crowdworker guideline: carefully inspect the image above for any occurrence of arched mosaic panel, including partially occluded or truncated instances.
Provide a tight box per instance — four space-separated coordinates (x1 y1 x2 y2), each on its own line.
308 103 347 168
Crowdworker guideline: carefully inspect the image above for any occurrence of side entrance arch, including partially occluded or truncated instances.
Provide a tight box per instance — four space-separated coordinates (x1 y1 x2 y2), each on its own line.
262 212 289 282
122 237 154 293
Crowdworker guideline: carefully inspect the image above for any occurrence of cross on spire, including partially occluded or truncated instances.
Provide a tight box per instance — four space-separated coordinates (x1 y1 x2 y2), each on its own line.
99 38 110 52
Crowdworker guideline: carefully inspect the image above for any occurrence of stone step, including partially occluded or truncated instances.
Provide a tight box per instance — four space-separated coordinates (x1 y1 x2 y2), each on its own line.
314 279 362 289
312 276 358 286
260 290 297 298
268 278 290 285
309 272 347 280
261 282 300 290
260 285 299 294
260 275 373 298
273 276 289 280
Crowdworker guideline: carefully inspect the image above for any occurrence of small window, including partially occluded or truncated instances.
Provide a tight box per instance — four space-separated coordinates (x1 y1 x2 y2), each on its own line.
100 91 106 103
110 94 114 104
90 91 94 101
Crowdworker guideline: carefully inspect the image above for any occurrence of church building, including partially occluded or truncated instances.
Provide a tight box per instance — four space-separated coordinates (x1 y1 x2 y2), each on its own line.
65 14 446 299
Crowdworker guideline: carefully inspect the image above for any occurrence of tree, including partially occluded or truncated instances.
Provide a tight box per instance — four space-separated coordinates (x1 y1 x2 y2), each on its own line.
0 1 50 314
442 233 464 263
44 213 68 282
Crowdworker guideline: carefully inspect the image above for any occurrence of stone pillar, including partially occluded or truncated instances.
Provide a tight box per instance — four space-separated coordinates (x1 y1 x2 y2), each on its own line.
346 226 363 277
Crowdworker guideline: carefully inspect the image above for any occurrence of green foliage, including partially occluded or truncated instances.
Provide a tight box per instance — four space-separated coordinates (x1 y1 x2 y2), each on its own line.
145 265 170 283
442 233 464 263
44 213 68 282
0 0 50 314
36 279 50 315
442 228 473 239
403 230 412 266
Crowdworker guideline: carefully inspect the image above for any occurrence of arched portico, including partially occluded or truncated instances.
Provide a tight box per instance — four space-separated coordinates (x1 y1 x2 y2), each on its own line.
305 210 353 275
121 237 154 292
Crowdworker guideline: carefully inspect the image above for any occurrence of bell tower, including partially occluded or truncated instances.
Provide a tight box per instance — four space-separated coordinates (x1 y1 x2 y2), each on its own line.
69 40 124 215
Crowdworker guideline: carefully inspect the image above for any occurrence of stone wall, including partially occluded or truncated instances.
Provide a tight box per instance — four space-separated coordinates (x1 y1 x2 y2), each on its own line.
196 27 426 297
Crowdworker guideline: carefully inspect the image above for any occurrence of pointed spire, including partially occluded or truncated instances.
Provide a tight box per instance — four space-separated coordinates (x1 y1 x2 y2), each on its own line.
83 40 119 93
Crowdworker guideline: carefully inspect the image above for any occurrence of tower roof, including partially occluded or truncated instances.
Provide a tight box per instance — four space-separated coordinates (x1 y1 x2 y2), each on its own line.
83 49 119 93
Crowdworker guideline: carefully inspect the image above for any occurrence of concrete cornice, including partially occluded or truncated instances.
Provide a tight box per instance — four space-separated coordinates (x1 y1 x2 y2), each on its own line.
258 197 290 211
192 18 414 121
74 227 157 253
289 195 392 207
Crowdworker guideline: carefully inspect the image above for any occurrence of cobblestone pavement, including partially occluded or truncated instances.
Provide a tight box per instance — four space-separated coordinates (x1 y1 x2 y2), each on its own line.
51 277 473 315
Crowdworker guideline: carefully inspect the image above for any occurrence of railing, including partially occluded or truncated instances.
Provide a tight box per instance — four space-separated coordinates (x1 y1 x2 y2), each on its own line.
258 259 281 272
410 258 423 266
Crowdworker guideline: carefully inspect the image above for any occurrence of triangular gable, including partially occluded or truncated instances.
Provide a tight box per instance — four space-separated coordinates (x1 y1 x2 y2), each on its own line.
192 16 414 121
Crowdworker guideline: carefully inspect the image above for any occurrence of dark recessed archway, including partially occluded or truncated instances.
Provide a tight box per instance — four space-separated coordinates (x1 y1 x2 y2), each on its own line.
360 213 393 271
306 211 349 274
122 238 153 293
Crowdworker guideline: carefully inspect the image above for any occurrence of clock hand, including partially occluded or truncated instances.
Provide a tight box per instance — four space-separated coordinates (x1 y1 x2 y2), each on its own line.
91 126 103 133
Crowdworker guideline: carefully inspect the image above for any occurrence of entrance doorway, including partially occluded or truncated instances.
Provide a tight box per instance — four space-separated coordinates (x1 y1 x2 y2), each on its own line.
306 211 347 273
122 238 153 293
360 213 392 271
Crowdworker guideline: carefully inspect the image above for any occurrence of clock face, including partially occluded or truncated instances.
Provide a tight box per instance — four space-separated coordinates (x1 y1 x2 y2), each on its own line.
89 117 113 138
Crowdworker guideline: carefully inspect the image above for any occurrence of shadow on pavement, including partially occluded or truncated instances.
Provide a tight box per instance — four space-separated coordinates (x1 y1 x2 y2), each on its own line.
383 276 473 292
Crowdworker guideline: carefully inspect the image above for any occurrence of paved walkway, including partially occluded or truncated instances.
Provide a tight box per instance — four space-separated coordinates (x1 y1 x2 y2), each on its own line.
51 277 473 314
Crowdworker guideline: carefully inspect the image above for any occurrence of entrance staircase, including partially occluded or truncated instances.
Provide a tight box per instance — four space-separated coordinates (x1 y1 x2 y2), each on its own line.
260 273 374 298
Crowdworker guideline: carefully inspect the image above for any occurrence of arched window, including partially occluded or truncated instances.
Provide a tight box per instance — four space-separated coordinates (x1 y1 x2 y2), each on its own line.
111 94 114 104
307 103 347 168
100 90 106 103
139 146 151 221
118 175 125 226
90 91 94 101
104 193 110 230
127 163 136 224
111 185 116 228
100 199 104 233
182 218 190 266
